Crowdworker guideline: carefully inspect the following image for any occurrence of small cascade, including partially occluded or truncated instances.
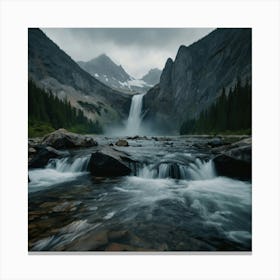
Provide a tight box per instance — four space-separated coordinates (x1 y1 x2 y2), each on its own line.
137 156 216 180
188 159 216 180
126 93 145 135
47 156 90 173
29 156 90 189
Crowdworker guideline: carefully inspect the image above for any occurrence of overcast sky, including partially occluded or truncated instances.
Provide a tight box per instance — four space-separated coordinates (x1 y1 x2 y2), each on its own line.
42 28 214 78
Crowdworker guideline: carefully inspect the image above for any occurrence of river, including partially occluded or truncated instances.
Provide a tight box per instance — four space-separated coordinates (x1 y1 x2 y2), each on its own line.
28 135 252 251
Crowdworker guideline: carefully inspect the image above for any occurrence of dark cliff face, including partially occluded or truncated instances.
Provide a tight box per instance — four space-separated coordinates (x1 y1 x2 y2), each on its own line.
143 28 252 132
28 28 131 122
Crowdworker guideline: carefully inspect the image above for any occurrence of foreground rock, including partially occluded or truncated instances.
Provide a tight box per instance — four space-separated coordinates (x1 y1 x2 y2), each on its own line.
88 147 132 177
213 154 251 181
28 146 69 168
213 137 251 181
42 128 98 149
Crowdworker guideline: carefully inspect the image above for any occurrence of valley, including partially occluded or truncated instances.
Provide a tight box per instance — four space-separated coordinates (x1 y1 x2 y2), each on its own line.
28 27 252 252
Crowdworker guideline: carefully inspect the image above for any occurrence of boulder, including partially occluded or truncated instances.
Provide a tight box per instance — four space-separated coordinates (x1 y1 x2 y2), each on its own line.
42 128 98 149
88 147 132 177
213 153 251 181
226 145 251 163
28 146 69 168
212 137 251 180
211 137 251 154
207 137 225 148
115 139 129 147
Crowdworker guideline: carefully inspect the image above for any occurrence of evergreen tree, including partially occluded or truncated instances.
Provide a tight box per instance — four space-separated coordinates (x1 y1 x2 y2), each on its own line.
180 79 252 135
28 80 103 137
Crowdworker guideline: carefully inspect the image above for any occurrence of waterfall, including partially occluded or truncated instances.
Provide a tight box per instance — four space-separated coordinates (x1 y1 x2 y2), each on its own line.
126 93 145 135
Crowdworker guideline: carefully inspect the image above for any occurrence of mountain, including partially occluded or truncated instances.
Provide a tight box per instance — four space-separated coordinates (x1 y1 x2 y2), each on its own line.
28 28 131 126
143 28 252 133
77 54 159 94
141 68 161 85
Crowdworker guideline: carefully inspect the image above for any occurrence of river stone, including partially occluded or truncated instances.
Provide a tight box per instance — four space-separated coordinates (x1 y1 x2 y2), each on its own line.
28 147 37 154
115 139 129 147
28 146 68 168
42 128 98 149
105 242 153 251
65 230 109 251
207 137 224 148
89 148 131 177
108 230 129 241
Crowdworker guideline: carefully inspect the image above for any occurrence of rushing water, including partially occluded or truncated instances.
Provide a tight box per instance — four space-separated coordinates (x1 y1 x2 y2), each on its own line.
28 136 251 251
125 93 145 135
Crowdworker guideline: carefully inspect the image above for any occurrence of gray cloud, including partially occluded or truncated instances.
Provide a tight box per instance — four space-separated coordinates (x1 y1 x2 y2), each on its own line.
42 28 214 78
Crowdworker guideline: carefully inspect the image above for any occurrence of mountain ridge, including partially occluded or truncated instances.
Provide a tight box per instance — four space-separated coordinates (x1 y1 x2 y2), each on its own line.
77 54 161 94
143 28 252 133
28 28 131 126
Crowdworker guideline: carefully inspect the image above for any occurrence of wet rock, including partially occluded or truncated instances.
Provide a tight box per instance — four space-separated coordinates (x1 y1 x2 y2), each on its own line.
207 137 224 147
40 201 58 209
175 237 214 251
52 201 80 212
108 230 129 241
28 147 37 154
211 137 251 154
226 145 251 163
127 135 148 140
66 230 108 251
42 128 98 149
28 146 68 168
105 242 153 251
28 138 42 147
105 243 134 251
88 147 132 177
213 154 251 181
105 243 131 251
212 137 251 180
115 139 129 147
128 232 152 249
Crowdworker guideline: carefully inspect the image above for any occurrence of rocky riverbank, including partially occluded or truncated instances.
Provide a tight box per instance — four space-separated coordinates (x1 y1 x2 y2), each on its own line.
28 131 252 251
29 129 251 181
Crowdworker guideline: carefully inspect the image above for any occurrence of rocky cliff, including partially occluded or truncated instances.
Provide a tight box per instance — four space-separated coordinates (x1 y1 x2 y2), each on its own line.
28 28 131 125
143 28 252 132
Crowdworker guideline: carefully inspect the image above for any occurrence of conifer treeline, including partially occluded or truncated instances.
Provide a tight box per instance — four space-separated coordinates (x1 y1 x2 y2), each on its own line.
28 80 102 136
180 79 252 135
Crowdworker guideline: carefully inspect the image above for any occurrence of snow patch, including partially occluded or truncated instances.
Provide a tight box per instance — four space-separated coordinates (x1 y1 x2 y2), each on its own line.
119 79 150 89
